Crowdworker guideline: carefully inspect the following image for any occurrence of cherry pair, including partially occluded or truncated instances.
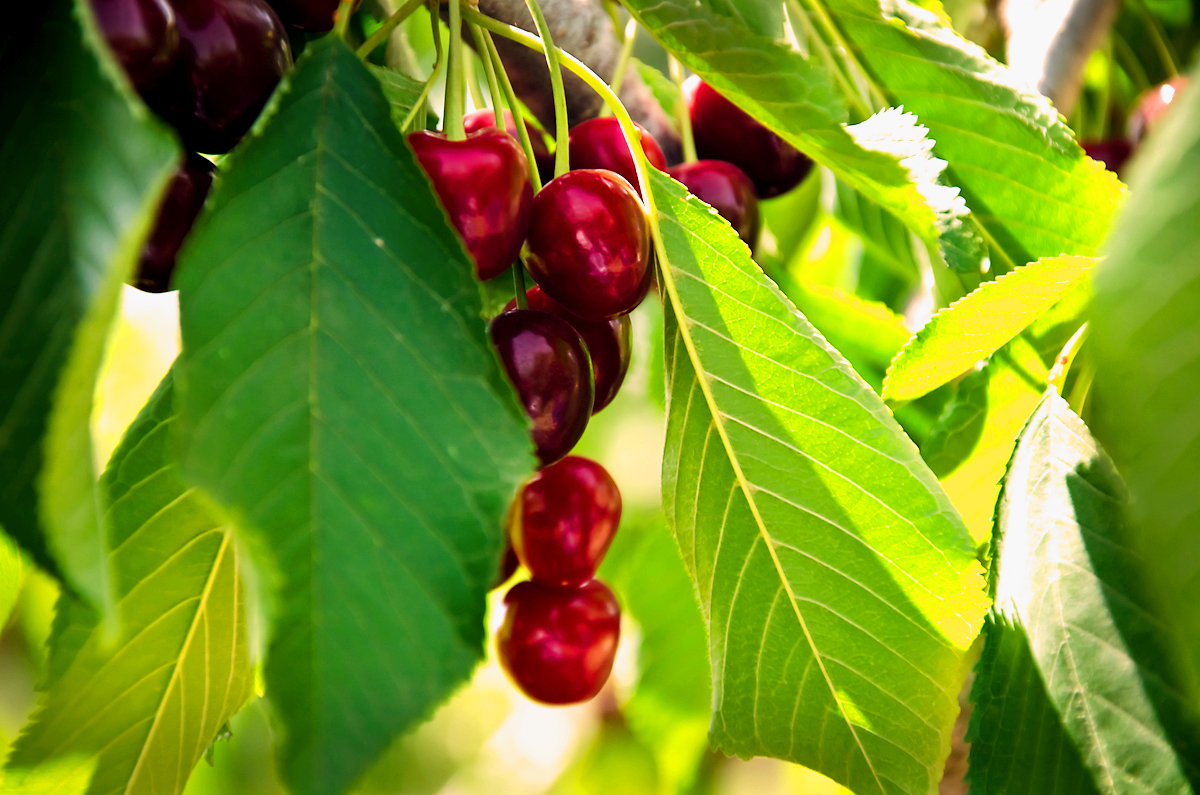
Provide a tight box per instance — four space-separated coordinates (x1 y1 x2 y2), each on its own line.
497 457 623 704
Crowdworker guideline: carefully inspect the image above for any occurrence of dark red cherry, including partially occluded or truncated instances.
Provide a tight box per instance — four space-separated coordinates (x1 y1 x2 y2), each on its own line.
268 0 358 31
526 170 651 321
497 579 621 705
1129 76 1189 144
568 117 667 196
493 539 521 589
1081 139 1132 175
505 288 631 413
132 152 215 293
684 76 812 198
490 310 594 466
145 0 291 154
668 160 761 250
509 456 621 587
90 0 180 92
464 108 556 185
409 128 534 281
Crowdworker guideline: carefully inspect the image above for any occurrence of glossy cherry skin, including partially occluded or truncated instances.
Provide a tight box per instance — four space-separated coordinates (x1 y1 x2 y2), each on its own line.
497 579 621 705
409 128 534 281
526 170 651 321
1129 76 1189 143
668 160 761 250
509 456 622 587
146 0 291 154
132 153 215 292
684 76 812 198
464 109 556 185
568 117 667 196
91 0 180 92
1081 139 1132 175
490 310 594 466
268 0 357 31
505 287 631 413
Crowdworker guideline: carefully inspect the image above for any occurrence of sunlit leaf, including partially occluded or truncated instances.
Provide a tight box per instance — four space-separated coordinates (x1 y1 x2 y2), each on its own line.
0 530 20 629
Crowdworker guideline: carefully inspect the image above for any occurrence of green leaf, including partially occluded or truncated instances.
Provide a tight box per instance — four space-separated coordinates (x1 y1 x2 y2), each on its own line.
1 756 97 795
789 282 911 382
172 38 535 795
0 530 21 629
650 168 988 795
821 0 1124 268
832 181 919 281
600 514 711 793
631 59 681 131
971 390 1200 793
884 256 1096 402
0 1 177 602
1090 61 1200 709
4 373 254 795
367 64 424 130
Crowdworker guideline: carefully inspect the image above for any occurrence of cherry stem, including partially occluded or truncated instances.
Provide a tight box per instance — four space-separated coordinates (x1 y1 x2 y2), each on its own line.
668 56 697 162
478 26 543 191
469 23 505 128
599 20 637 118
522 0 570 178
400 0 445 132
465 49 486 110
445 0 466 140
334 0 355 38
357 0 423 60
1049 322 1090 395
512 263 529 308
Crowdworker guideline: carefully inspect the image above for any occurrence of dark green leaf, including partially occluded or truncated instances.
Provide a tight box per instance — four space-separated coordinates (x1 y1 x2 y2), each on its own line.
970 390 1200 793
5 373 253 795
0 0 177 603
1091 62 1200 710
651 168 987 795
172 38 535 795
367 64 424 129
631 59 681 131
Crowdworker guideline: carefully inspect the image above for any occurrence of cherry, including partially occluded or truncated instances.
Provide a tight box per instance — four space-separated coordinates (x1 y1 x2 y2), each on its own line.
464 109 555 185
525 170 651 321
684 76 812 198
268 0 357 31
493 540 521 589
145 0 291 154
91 0 180 93
497 579 621 705
668 160 761 250
1081 139 1132 175
408 128 534 281
1129 76 1189 144
132 152 215 293
509 456 621 587
505 288 631 413
490 310 594 466
567 117 667 196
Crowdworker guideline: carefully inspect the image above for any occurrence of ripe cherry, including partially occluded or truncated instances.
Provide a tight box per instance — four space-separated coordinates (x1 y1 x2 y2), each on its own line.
464 109 555 185
132 153 215 293
409 128 534 281
91 0 180 93
1081 140 1132 175
684 76 812 198
509 456 621 587
525 170 651 321
490 310 594 467
505 288 631 414
146 0 291 154
1129 76 1189 143
568 117 667 196
497 579 621 705
668 160 761 250
268 0 357 31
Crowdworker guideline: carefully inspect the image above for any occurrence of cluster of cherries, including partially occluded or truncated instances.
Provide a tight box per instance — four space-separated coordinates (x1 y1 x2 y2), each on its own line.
1081 76 1189 175
92 0 345 292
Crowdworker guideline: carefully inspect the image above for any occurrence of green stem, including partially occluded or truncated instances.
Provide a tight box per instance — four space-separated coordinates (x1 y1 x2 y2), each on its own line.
334 0 356 39
599 20 638 118
522 0 570 177
356 0 423 60
1097 35 1113 139
400 0 445 133
790 0 875 116
1113 31 1151 94
469 22 505 128
668 56 697 162
444 0 466 139
1133 0 1179 76
1049 323 1090 394
602 0 623 38
785 0 870 119
512 264 529 308
478 27 543 191
464 47 485 109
